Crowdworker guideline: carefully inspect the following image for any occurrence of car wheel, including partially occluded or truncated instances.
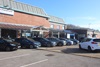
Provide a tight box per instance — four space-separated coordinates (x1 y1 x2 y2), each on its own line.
30 45 34 49
47 44 51 47
6 47 11 51
79 45 82 49
74 42 77 45
67 42 71 45
88 46 92 52
58 43 63 46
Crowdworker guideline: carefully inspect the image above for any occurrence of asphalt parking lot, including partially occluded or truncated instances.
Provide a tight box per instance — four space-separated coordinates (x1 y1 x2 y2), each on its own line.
0 48 100 67
38 45 100 58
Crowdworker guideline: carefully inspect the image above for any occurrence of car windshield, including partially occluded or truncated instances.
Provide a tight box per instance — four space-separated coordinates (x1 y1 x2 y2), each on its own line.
43 38 49 41
60 38 66 40
0 39 8 43
54 38 60 40
27 38 35 42
93 39 100 42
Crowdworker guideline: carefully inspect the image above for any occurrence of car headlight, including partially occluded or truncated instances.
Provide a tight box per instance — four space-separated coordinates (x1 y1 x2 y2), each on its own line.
51 42 56 45
34 42 41 46
10 44 16 46
63 41 66 43
34 42 39 45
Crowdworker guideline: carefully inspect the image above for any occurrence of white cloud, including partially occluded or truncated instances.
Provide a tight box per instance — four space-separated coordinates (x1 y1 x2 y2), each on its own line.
66 16 97 21
79 22 100 30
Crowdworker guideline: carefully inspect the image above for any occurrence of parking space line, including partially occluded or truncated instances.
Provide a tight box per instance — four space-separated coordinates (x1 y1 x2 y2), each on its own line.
20 59 48 67
0 54 30 61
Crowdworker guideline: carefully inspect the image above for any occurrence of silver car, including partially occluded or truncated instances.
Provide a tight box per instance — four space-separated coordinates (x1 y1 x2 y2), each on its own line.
59 38 73 45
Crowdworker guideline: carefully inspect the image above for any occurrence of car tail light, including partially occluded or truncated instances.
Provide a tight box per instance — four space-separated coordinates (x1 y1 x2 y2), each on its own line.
91 42 97 44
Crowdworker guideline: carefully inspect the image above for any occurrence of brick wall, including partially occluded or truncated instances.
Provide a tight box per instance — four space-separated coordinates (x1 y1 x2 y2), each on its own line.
50 23 64 30
94 32 100 38
0 11 50 28
43 32 49 38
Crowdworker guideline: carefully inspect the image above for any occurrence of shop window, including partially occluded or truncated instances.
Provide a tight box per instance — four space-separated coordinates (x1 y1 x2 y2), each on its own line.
51 24 54 28
62 25 65 30
57 25 60 29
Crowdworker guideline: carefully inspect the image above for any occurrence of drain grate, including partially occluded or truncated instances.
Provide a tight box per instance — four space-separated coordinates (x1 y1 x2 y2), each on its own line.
45 54 54 56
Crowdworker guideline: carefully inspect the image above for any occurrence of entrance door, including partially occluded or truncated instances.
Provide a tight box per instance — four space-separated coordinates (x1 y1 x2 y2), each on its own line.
1 29 17 39
32 31 40 38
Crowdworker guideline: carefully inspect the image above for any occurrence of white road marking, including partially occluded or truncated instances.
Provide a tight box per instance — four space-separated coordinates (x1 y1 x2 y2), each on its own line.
20 59 48 67
0 54 30 61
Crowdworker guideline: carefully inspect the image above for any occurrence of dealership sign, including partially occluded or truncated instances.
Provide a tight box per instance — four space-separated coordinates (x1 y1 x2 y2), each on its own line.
0 8 14 15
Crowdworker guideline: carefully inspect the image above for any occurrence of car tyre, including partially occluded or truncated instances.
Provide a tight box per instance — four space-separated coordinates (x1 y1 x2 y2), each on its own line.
47 44 51 47
79 45 82 49
30 45 34 49
88 46 92 52
6 47 11 51
58 42 63 46
67 42 71 46
74 42 77 45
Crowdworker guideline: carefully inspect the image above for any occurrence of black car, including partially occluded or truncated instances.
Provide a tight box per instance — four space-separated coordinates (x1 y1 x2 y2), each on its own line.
47 38 66 46
33 38 57 47
4 39 21 49
15 38 41 49
0 38 18 51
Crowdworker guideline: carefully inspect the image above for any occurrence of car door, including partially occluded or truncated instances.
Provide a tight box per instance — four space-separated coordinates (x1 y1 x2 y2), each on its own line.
84 38 91 49
39 38 47 46
0 40 6 49
80 39 87 49
21 39 29 47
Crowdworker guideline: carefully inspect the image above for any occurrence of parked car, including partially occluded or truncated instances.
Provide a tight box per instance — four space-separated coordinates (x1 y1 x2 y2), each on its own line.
70 39 79 45
0 38 18 51
15 38 41 49
79 38 100 52
4 39 21 49
32 37 57 47
59 38 73 45
47 38 66 46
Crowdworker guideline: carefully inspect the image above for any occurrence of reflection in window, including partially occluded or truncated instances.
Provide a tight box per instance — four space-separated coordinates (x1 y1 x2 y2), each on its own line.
57 25 60 29
51 24 54 28
62 25 65 30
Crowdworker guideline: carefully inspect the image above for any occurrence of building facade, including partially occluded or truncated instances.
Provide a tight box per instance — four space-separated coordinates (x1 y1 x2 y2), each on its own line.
0 0 50 38
48 15 66 38
67 29 100 41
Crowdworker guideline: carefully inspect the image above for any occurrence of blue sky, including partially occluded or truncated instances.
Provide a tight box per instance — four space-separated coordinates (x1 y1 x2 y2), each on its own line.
16 0 100 30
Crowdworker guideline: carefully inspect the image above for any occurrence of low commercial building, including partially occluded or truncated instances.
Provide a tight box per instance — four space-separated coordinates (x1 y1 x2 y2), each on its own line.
48 15 66 38
67 29 100 40
0 0 50 38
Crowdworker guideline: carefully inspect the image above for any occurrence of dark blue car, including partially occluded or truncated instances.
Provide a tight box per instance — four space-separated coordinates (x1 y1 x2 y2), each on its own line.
15 38 41 49
33 38 57 47
0 38 17 51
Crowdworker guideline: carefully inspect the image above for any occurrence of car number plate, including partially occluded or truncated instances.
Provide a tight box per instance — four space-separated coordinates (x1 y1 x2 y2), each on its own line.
98 43 100 46
18 46 21 48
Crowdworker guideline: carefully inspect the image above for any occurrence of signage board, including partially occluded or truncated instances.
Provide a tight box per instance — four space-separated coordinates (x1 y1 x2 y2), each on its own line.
0 8 14 15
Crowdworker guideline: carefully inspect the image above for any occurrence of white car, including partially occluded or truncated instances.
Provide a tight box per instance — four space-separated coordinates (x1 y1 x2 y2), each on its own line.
79 38 100 52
